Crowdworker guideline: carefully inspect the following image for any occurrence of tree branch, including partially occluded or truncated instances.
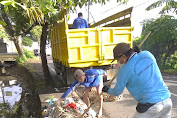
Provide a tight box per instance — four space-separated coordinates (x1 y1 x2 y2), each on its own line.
21 23 38 36
0 5 15 37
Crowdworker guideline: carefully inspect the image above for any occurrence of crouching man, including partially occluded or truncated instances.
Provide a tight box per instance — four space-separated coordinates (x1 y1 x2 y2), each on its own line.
60 69 106 117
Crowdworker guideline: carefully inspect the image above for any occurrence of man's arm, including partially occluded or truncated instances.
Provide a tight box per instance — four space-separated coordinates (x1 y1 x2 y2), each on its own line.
61 80 80 99
108 68 128 96
84 19 89 28
72 19 76 29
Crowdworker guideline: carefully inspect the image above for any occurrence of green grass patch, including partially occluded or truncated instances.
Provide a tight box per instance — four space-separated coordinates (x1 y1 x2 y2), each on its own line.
24 49 34 58
17 49 35 63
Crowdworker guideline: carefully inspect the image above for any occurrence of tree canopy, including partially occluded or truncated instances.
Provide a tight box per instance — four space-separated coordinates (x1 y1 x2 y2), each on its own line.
134 15 177 71
22 36 33 47
0 26 8 39
30 26 42 42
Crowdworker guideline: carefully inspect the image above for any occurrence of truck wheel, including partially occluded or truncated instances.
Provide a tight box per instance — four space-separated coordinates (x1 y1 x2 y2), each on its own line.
54 61 62 75
61 65 67 85
61 65 75 85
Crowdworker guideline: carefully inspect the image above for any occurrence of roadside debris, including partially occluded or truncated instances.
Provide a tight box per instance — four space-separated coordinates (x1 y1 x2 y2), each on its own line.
79 87 123 102
0 81 22 108
42 93 97 118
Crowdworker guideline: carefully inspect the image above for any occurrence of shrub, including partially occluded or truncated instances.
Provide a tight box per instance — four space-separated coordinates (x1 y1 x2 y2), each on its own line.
0 103 13 117
24 49 34 58
165 54 177 70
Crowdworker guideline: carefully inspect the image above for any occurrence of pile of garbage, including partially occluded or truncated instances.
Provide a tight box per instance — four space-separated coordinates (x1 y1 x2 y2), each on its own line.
77 87 123 102
42 96 96 118
0 80 22 108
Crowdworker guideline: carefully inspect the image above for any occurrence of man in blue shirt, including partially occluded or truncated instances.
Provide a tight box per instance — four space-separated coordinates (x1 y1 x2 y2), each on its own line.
102 43 172 118
72 12 89 29
60 69 106 117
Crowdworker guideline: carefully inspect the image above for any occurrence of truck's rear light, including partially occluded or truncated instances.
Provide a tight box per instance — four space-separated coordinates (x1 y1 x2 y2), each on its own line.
114 64 118 67
111 64 118 67
110 64 121 69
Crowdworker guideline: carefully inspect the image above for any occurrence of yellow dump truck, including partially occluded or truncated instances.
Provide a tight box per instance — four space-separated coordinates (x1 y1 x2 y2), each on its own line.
50 7 133 85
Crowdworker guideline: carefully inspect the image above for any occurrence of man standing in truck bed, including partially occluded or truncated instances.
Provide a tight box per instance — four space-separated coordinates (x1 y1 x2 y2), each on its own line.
72 12 89 29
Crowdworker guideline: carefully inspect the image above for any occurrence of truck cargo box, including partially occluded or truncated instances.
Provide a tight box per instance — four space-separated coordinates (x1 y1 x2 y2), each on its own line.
51 23 133 68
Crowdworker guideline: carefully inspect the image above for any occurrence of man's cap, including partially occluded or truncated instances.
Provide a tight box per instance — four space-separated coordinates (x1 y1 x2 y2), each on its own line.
74 69 85 79
111 43 130 63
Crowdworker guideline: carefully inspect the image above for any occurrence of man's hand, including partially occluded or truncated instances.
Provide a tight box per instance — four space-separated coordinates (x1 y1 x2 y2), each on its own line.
57 98 64 106
102 86 109 93
59 98 64 101
103 72 107 77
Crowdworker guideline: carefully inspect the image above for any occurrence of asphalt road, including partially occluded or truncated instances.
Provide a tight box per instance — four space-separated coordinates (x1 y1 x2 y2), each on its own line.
47 56 177 118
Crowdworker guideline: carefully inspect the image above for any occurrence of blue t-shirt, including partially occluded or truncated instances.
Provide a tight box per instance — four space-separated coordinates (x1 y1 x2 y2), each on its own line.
72 17 89 29
108 51 171 104
61 69 105 98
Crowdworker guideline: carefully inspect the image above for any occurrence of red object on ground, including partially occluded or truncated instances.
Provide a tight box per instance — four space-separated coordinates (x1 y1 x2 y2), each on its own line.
67 102 77 110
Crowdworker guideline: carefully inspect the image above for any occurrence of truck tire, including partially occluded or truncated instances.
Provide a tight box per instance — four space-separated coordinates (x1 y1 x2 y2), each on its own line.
54 61 62 75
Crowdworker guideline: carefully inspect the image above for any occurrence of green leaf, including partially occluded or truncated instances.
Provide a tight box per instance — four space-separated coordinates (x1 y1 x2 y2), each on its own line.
11 1 16 7
36 7 44 24
146 0 177 14
53 0 56 6
5 6 8 12
0 20 7 26
0 1 13 6
16 2 27 10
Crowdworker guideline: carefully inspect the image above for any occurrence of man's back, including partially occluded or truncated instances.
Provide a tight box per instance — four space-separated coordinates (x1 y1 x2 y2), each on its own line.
72 17 89 29
123 51 170 103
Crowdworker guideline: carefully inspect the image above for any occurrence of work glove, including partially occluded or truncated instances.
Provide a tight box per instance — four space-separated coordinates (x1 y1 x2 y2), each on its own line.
102 85 109 93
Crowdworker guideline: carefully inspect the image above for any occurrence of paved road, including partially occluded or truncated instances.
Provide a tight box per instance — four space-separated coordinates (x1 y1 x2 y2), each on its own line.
164 74 177 118
47 56 177 118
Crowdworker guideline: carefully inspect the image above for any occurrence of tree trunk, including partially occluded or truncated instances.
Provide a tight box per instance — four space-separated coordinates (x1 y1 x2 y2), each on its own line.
13 35 24 57
1 5 24 58
40 23 54 86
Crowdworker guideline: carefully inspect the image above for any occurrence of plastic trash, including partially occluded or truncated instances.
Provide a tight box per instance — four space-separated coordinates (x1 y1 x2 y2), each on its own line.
64 97 74 105
87 108 96 118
